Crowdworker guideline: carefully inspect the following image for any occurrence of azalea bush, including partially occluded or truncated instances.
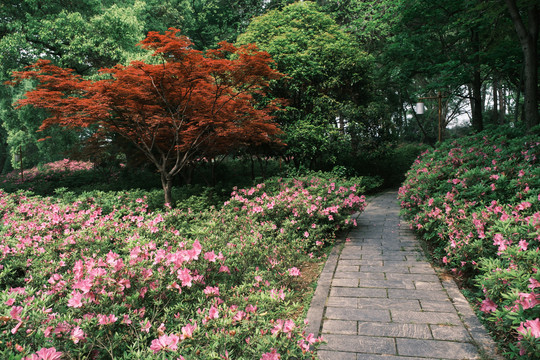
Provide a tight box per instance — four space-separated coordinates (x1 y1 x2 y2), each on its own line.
1 159 117 195
398 125 540 358
0 175 366 359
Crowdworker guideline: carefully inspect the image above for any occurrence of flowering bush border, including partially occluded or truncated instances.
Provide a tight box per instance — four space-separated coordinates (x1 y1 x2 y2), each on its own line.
0 175 365 359
398 126 540 358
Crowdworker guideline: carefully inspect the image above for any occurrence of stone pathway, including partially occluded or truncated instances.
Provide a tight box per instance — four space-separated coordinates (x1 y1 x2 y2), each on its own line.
305 190 504 360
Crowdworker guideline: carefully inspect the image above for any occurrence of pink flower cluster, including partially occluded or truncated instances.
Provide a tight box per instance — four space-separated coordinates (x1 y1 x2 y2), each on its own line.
398 132 540 357
3 159 94 183
0 176 363 359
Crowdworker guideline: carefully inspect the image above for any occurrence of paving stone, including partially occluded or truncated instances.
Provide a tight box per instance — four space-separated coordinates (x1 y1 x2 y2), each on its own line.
339 259 364 266
391 310 462 325
325 307 390 322
322 320 357 335
326 296 358 308
361 265 410 273
341 253 366 260
409 266 438 274
318 350 357 360
357 321 432 339
336 265 360 272
359 279 416 290
396 338 480 359
319 334 396 354
330 287 387 298
388 288 449 301
334 272 364 280
357 260 385 266
356 355 439 360
332 278 359 287
419 300 456 312
357 298 421 311
385 273 439 282
414 281 442 290
431 324 472 341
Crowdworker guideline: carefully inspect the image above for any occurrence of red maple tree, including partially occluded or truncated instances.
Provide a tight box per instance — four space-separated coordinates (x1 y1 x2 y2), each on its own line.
10 28 284 204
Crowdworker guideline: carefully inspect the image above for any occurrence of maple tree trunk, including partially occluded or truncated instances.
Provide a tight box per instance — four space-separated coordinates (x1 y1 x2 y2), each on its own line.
161 172 174 206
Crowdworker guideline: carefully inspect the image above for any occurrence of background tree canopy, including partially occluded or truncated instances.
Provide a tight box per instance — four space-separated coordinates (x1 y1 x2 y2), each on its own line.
237 1 374 169
1 0 538 185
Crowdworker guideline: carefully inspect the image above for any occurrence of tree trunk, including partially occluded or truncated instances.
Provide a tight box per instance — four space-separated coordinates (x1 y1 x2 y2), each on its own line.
471 30 484 132
256 155 267 179
498 85 506 124
515 66 523 123
161 172 173 206
492 79 499 124
180 164 194 185
504 0 540 129
250 155 255 180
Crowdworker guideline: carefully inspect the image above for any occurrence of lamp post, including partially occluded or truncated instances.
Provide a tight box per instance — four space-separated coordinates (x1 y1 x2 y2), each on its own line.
416 91 446 143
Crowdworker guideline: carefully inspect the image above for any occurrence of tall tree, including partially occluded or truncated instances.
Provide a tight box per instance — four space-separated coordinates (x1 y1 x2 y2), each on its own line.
237 1 373 168
10 29 284 204
504 0 539 128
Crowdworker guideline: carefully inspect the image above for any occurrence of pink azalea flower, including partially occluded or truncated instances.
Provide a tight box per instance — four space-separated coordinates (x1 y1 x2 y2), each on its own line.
11 321 23 334
232 310 246 322
71 326 86 344
25 347 63 360
208 306 219 319
297 339 310 352
528 278 540 289
203 286 220 297
10 306 23 320
517 318 540 338
246 304 257 313
517 293 540 310
180 322 197 339
191 240 202 259
73 278 93 294
480 298 497 313
98 314 117 325
288 267 301 276
204 251 217 262
140 320 151 333
283 319 295 333
150 334 179 353
67 291 84 308
260 348 280 360
5 298 15 306
177 268 193 287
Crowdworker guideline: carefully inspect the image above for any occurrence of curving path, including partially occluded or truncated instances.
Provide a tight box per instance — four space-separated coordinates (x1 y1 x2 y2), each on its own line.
305 190 504 360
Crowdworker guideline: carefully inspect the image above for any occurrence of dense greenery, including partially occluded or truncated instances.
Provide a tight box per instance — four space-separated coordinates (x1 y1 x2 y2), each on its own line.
399 125 540 358
1 1 539 357
2 0 537 189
